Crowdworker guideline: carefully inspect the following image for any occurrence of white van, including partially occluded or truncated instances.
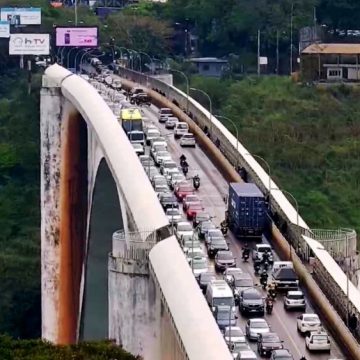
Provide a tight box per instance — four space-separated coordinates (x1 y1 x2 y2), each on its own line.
205 279 235 311
272 261 293 274
174 122 189 139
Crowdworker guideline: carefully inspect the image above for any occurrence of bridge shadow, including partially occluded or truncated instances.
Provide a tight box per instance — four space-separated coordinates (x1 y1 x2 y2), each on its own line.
80 159 123 340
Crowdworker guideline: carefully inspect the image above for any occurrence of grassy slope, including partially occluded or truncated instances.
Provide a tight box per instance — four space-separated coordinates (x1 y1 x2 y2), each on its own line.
190 76 360 235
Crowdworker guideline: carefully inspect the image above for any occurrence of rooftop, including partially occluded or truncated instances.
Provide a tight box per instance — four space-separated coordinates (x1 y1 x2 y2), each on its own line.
302 43 360 55
189 57 228 63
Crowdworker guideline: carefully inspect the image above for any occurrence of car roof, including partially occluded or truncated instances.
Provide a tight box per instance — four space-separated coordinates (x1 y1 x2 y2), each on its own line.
272 349 291 355
303 313 319 318
250 318 267 324
287 290 303 296
256 244 271 248
241 287 260 295
233 272 252 280
177 221 192 227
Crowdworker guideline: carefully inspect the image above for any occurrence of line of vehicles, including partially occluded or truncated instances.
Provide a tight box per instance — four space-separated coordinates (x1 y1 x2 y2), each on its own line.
83 68 339 360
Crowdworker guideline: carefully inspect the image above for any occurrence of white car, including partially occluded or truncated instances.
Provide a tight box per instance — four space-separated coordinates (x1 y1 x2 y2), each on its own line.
189 256 208 279
166 208 182 224
168 173 186 189
154 184 169 196
305 331 331 352
245 318 270 341
151 144 167 159
181 237 201 254
186 247 205 262
252 243 274 262
297 314 321 334
174 122 189 139
180 133 196 147
112 79 122 90
154 150 172 166
146 128 161 145
160 160 178 175
165 116 179 129
131 143 144 156
175 221 194 240
150 136 167 148
224 326 246 346
223 268 243 286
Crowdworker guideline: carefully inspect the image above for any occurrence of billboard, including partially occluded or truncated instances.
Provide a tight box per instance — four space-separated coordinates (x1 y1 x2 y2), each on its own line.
9 34 50 55
55 27 98 47
0 20 9 38
0 8 41 25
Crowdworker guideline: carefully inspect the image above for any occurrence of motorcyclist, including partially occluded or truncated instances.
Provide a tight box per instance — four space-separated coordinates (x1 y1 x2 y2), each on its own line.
180 154 187 167
262 249 270 264
299 356 307 360
220 219 228 235
260 270 268 288
266 296 273 314
193 174 200 189
242 243 250 258
268 282 277 300
182 164 189 176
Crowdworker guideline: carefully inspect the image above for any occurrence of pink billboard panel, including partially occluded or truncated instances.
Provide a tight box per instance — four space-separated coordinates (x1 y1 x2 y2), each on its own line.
56 27 98 47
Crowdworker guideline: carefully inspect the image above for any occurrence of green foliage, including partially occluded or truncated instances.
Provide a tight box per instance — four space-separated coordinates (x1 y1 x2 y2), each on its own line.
0 72 41 338
193 75 360 235
0 336 137 359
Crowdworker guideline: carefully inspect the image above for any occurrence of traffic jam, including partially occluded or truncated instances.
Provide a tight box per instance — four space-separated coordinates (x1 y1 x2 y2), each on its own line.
83 63 340 360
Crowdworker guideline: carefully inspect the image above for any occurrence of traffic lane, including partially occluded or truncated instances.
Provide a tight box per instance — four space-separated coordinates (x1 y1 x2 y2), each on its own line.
142 105 228 225
144 105 345 359
141 106 329 358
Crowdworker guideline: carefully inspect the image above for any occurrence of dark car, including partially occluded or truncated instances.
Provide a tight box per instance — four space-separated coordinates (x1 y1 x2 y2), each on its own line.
232 273 254 304
198 271 216 293
159 193 179 210
215 250 236 272
207 238 229 258
257 332 283 357
239 288 264 316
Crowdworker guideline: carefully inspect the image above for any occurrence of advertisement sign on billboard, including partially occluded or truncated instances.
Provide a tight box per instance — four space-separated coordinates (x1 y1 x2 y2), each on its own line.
0 20 9 38
55 27 98 47
9 34 50 55
0 7 41 25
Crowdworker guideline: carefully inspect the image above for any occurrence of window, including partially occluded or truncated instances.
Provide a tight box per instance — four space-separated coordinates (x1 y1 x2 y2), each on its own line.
327 68 342 79
202 64 210 71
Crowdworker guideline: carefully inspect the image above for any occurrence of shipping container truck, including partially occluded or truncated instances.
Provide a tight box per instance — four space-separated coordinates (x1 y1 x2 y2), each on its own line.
227 182 268 238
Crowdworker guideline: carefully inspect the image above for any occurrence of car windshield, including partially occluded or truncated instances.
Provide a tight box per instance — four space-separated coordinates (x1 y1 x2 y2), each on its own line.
148 130 160 136
184 241 200 248
186 195 198 202
218 252 234 260
132 144 142 149
213 297 234 307
232 342 249 352
210 230 223 237
157 151 169 157
129 133 144 141
178 123 188 129
258 246 271 253
163 162 177 169
235 278 253 287
200 273 215 281
167 209 179 216
288 293 304 300
162 195 176 202
217 309 236 320
153 145 166 152
177 223 192 232
188 250 203 258
304 316 319 322
225 328 243 337
312 335 328 342
189 204 202 210
251 321 268 329
262 334 280 343
155 185 167 191
192 259 207 269
211 238 226 245
243 291 261 300
172 174 184 181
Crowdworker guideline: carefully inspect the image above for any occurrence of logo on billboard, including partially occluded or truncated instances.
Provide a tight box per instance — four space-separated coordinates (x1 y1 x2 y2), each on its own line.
9 34 50 55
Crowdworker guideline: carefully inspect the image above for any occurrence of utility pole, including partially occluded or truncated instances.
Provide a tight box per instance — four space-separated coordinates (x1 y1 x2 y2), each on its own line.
313 7 317 43
74 0 78 26
257 29 261 76
290 3 294 74
276 30 279 75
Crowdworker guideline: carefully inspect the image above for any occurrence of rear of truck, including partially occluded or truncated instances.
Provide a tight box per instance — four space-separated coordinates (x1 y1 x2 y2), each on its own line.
228 183 268 238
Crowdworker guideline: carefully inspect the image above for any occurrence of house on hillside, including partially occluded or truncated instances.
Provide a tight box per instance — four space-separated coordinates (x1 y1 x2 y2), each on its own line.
188 57 228 78
301 43 360 82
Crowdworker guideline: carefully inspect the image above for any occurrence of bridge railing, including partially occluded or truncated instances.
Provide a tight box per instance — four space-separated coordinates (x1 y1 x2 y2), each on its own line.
114 66 360 341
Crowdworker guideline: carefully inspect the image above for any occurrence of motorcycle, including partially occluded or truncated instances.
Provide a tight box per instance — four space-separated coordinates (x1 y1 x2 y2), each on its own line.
182 165 189 176
193 176 200 190
221 223 228 236
260 274 268 290
268 288 277 301
266 299 273 315
242 250 250 262
180 155 187 168
263 260 269 270
254 260 261 275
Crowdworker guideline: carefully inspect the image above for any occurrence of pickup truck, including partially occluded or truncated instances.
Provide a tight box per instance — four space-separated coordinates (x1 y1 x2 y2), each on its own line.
272 267 299 291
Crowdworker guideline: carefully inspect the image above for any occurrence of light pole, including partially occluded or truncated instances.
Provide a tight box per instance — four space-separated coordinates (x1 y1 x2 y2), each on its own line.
170 69 189 114
216 115 239 164
67 47 79 69
190 87 213 135
74 48 89 72
74 0 78 26
290 2 294 74
245 153 271 195
60 47 67 65
138 51 153 74
271 188 299 260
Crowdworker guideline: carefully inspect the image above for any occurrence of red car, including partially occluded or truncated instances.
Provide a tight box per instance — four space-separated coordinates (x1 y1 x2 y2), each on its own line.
175 183 193 201
182 194 200 211
186 203 204 220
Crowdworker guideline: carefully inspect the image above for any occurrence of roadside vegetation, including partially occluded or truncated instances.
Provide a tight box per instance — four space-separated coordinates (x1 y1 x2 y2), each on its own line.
186 76 360 236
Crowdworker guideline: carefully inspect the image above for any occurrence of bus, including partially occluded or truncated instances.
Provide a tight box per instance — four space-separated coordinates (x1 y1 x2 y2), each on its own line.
120 108 145 144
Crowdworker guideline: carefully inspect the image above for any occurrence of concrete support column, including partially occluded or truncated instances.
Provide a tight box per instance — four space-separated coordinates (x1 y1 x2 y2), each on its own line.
108 231 160 359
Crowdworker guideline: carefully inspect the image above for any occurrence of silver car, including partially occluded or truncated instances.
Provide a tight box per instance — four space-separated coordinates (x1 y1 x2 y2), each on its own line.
284 290 306 311
245 318 270 341
165 208 182 224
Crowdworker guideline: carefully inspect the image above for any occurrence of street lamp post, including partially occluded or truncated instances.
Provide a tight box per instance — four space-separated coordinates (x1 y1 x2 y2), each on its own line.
170 69 189 114
138 51 153 74
245 153 271 195
216 115 239 165
66 47 79 69
271 189 299 260
190 87 213 135
74 48 88 72
74 0 78 26
60 47 67 65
